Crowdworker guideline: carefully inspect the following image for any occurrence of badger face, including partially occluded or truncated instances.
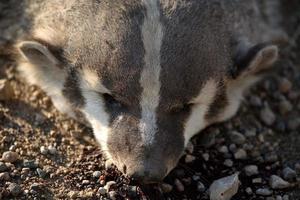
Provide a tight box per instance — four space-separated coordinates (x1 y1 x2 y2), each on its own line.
17 0 278 183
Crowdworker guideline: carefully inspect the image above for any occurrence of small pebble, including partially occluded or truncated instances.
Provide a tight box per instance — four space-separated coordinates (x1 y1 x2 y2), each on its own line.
244 165 259 176
234 149 247 160
252 178 263 184
229 131 246 145
36 168 47 178
161 183 173 193
182 177 192 186
2 151 19 163
82 180 90 185
108 191 117 200
223 159 233 167
21 167 30 175
0 162 8 172
269 175 290 189
276 196 283 200
279 100 292 115
93 171 101 178
244 129 256 137
245 187 253 195
185 154 196 163
81 191 94 198
23 160 38 169
202 153 209 161
48 146 57 154
104 181 116 191
258 134 265 143
98 187 107 195
30 183 41 191
243 143 254 151
174 179 184 192
229 144 237 153
283 195 289 200
100 180 105 186
218 145 229 154
250 96 262 107
282 167 296 180
260 105 276 126
256 188 273 196
192 175 200 181
0 172 10 181
68 191 79 199
279 78 292 93
264 153 278 163
197 181 206 192
8 183 22 196
40 146 48 155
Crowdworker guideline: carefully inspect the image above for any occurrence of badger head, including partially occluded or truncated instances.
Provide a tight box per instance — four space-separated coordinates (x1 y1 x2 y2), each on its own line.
17 0 278 183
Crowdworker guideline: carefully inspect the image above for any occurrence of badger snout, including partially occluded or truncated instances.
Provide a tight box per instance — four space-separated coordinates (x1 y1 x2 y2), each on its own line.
127 166 168 184
108 141 172 184
106 114 184 183
124 156 169 183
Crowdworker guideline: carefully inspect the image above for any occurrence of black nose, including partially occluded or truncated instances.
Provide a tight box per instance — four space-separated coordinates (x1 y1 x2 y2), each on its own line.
127 167 167 184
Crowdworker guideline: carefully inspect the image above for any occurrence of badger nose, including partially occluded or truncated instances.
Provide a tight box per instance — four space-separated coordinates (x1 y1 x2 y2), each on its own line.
127 166 167 184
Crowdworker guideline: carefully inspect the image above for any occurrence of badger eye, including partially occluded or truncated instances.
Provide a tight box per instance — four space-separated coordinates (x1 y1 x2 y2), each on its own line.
102 93 122 107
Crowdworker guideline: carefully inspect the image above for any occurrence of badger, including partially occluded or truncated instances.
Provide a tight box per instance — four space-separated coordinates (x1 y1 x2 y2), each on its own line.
16 0 284 183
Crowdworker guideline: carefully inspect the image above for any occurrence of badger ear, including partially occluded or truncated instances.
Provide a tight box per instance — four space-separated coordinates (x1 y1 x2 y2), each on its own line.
16 40 67 91
230 43 279 79
17 41 59 67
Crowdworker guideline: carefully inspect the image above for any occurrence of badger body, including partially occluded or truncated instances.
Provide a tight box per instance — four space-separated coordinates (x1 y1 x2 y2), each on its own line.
17 0 282 183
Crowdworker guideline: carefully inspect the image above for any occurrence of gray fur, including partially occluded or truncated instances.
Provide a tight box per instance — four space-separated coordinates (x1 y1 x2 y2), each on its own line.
17 0 283 183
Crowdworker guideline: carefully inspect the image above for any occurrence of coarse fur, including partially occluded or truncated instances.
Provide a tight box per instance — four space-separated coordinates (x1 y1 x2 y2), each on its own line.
16 0 283 183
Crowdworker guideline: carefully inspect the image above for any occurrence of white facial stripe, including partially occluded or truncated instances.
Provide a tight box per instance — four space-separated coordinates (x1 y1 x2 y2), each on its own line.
184 80 218 145
139 0 163 145
79 76 112 159
218 76 260 122
80 68 110 93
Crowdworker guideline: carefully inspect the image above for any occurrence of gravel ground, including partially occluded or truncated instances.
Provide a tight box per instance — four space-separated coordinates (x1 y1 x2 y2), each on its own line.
0 1 300 200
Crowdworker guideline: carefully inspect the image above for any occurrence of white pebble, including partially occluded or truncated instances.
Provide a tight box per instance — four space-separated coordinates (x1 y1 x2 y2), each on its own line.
256 188 273 196
209 173 240 200
244 165 259 176
202 153 209 161
98 187 107 195
40 146 48 155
